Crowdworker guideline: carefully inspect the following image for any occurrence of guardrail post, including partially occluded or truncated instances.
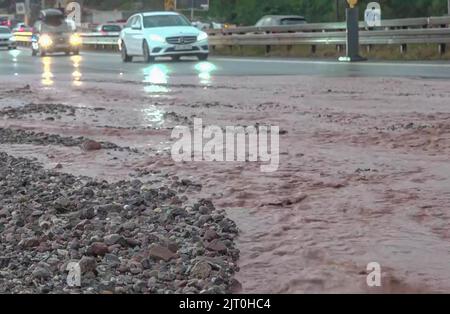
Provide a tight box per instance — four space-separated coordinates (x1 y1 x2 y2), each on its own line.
265 45 271 55
311 45 317 54
400 44 407 54
287 45 293 54
339 6 366 62
439 43 446 55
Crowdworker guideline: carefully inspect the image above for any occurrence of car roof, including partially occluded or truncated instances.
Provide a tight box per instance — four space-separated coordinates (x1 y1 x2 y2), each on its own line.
40 8 65 17
0 26 10 30
260 15 305 20
141 11 180 17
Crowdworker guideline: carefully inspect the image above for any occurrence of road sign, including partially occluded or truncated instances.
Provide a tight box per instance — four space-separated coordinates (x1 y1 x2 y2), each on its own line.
16 2 26 15
66 2 81 27
365 2 381 27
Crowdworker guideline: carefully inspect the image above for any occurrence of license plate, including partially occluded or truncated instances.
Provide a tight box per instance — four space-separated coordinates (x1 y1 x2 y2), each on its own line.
174 45 192 51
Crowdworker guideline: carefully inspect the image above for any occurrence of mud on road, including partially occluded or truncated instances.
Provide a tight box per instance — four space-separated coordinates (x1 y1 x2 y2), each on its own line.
1 74 450 293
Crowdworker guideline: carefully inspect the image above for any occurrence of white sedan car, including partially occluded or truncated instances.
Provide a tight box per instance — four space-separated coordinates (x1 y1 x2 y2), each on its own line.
0 26 16 50
119 12 209 63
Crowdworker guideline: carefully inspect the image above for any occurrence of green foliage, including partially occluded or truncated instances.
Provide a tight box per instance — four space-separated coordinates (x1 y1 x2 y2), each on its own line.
2 0 447 25
209 0 449 25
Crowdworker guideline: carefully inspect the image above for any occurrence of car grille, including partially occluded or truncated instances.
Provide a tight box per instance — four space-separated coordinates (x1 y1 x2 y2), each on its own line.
166 36 197 45
55 37 66 43
165 46 199 52
0 38 8 42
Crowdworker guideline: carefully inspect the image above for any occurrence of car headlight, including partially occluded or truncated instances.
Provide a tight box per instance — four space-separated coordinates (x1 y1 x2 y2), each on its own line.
9 36 16 42
39 34 53 48
70 34 82 46
197 32 208 41
149 34 165 43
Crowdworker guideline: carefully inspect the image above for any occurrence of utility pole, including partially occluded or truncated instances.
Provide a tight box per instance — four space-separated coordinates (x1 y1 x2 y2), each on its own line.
190 0 195 20
24 0 31 25
448 0 450 15
336 0 340 21
164 0 175 11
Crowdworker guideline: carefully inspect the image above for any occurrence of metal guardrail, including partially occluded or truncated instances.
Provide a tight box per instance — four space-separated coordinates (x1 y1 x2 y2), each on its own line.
208 28 450 46
12 16 450 55
207 16 450 55
208 16 450 35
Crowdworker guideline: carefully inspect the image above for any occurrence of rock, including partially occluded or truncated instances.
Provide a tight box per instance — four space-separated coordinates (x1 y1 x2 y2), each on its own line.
0 208 9 218
129 261 143 275
82 188 95 198
204 239 227 253
81 140 102 151
198 214 212 225
104 234 123 246
96 203 122 214
87 242 109 256
203 229 219 241
133 280 146 293
19 237 40 248
104 254 120 267
126 238 140 248
199 206 212 215
148 244 176 261
81 207 95 219
190 261 212 279
54 197 71 213
79 256 97 274
32 265 51 280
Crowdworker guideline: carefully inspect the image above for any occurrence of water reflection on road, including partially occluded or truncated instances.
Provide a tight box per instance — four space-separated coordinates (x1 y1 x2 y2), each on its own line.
142 60 218 96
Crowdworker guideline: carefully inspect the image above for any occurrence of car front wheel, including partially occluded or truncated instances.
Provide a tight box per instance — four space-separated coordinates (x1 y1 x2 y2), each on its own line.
121 43 132 62
143 41 155 63
197 54 208 61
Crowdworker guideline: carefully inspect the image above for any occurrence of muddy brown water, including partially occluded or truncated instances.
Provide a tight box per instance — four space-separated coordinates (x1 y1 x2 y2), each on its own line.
1 75 450 293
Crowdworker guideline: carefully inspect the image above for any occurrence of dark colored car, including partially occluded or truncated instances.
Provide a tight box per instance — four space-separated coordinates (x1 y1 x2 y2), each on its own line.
255 15 307 27
31 9 81 56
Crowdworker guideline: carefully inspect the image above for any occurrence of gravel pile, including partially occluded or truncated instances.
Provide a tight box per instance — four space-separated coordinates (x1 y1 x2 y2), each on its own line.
0 152 239 294
0 103 107 120
0 103 76 119
0 128 127 151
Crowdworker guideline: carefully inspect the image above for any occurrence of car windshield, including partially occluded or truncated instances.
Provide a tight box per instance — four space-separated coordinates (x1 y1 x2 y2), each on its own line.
102 25 121 32
44 15 64 27
143 15 191 28
0 27 10 34
280 18 306 25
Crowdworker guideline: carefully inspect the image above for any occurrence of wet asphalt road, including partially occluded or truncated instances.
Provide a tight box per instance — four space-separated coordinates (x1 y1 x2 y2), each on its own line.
1 48 450 82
